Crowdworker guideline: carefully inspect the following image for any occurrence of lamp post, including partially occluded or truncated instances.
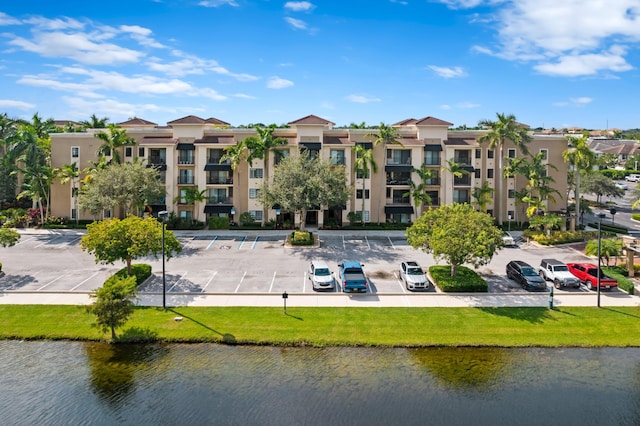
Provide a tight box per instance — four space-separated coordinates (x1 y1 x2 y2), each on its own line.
596 212 606 308
507 213 512 233
158 210 169 309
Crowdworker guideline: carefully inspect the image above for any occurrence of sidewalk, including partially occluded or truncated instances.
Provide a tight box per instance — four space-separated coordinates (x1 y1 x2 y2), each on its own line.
1 290 638 308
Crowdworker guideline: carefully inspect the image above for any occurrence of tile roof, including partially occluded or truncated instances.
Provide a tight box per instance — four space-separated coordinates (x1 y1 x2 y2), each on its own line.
392 118 418 126
414 116 454 126
195 135 235 144
443 138 477 146
139 136 176 145
323 136 350 144
167 115 207 125
118 117 157 126
288 114 335 126
205 117 230 126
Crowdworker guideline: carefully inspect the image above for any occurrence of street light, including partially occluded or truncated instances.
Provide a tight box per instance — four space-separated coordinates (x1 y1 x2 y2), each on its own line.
596 212 606 308
158 210 169 309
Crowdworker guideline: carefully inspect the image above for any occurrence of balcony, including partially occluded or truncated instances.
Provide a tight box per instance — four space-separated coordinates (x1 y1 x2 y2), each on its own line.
207 176 233 185
178 177 195 185
386 172 411 185
178 158 194 165
207 157 231 165
206 197 233 205
424 178 440 186
148 156 166 166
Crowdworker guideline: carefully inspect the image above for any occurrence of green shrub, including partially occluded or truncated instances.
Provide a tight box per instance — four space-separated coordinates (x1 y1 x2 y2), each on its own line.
586 222 629 234
106 264 152 287
602 266 634 295
239 212 255 227
429 265 488 292
290 231 314 246
632 213 640 221
208 216 229 230
347 211 362 225
0 261 2 272
525 230 599 245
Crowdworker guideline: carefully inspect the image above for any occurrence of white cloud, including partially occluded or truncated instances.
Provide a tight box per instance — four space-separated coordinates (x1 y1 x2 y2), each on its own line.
0 12 21 26
435 0 498 9
440 104 452 110
0 99 35 109
554 97 593 107
390 0 409 5
62 96 170 120
267 76 294 89
198 0 239 7
571 97 592 105
120 25 165 48
23 16 85 30
467 0 640 77
284 17 308 30
456 101 480 109
233 93 256 99
345 94 381 103
427 65 467 78
148 52 258 81
284 2 315 12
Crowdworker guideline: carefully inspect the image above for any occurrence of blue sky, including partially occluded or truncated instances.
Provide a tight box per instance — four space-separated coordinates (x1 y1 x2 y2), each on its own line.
1 1 639 129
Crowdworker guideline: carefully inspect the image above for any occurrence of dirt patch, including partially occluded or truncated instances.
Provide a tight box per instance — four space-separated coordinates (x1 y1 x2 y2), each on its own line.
368 270 394 279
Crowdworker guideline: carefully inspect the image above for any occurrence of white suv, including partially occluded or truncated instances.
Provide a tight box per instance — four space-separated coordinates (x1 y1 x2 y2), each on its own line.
308 260 335 291
400 261 429 291
625 174 640 182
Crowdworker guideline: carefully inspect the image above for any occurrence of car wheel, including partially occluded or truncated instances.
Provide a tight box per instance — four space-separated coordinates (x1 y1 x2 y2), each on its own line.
539 271 546 280
587 281 594 291
554 280 561 289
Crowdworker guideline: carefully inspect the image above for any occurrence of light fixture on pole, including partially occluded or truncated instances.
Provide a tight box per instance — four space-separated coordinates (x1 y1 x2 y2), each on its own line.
596 212 606 308
508 213 513 234
158 210 169 309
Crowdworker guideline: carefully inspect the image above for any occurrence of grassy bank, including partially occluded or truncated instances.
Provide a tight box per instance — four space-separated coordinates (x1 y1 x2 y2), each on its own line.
1 305 640 346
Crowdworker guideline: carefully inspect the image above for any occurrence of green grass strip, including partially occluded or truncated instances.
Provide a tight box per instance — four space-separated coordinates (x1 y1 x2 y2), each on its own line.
2 305 640 347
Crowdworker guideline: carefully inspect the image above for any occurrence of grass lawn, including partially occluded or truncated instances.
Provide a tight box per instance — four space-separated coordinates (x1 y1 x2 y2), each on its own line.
2 305 640 347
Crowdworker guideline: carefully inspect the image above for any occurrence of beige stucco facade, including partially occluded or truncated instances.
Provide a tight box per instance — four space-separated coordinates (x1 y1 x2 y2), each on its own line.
49 114 569 226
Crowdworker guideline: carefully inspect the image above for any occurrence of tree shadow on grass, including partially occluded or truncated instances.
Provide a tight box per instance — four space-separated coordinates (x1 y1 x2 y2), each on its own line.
602 307 640 319
478 307 553 324
169 308 237 344
117 326 159 343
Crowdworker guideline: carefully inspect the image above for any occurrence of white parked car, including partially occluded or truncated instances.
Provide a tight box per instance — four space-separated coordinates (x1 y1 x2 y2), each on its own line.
400 261 429 291
615 181 628 190
625 174 640 182
502 231 516 247
308 260 335 291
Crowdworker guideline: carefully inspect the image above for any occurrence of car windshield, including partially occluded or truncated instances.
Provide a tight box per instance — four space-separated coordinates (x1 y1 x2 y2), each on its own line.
408 267 423 275
522 267 537 276
555 265 569 272
315 268 330 276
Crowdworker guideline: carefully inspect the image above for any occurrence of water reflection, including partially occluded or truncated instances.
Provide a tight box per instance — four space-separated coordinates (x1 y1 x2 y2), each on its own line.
2 342 640 425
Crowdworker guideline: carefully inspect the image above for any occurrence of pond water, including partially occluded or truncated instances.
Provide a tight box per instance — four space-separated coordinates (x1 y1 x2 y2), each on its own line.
1 342 639 426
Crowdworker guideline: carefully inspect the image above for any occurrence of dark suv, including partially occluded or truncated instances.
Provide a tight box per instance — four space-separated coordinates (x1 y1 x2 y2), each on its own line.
506 260 547 291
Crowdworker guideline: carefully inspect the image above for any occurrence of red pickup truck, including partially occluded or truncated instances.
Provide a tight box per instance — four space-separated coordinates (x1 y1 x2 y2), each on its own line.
566 263 618 291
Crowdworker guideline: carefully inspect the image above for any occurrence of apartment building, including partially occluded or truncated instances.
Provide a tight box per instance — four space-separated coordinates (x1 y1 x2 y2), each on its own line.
49 114 569 226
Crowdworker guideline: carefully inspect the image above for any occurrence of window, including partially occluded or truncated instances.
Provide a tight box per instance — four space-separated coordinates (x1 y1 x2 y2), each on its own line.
387 149 411 165
426 191 439 206
356 189 370 199
507 210 515 220
488 150 494 159
356 169 370 179
138 147 145 157
208 188 231 203
178 169 194 184
507 148 516 159
249 210 263 221
178 150 194 164
125 147 133 158
425 151 440 166
150 148 166 165
179 210 193 220
540 149 548 160
508 189 515 199
453 189 469 204
330 149 345 166
249 188 261 199
274 149 289 165
356 210 370 222
71 146 79 158
474 169 481 179
178 188 188 204
250 168 264 179
475 149 481 159
488 169 494 178
454 150 471 165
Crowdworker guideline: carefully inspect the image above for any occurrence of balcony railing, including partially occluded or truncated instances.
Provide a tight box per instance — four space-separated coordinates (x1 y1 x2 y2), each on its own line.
149 156 166 165
207 176 233 185
178 158 194 165
424 178 440 186
178 177 195 185
386 178 411 185
206 197 233 204
207 157 231 165
386 198 411 205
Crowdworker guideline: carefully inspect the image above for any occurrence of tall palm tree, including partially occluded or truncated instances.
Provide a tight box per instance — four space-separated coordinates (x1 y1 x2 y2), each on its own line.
28 113 56 139
404 165 433 214
442 159 470 204
478 113 532 224
173 187 207 223
95 124 136 164
370 122 403 222
505 152 560 218
563 135 596 231
56 162 80 224
353 144 377 225
0 114 22 201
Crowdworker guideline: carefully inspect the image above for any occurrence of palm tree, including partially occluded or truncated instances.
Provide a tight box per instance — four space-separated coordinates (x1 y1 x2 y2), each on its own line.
80 114 109 129
56 162 80 224
370 122 404 222
472 181 494 212
442 159 470 203
563 136 596 231
28 113 56 139
173 187 207 223
404 165 433 214
505 153 560 218
0 114 22 201
478 113 532 224
95 124 136 164
353 144 377 225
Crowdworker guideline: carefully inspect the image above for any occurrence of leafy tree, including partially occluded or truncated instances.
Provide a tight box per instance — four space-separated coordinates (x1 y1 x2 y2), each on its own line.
95 124 136 164
260 152 350 230
585 238 623 266
625 153 640 171
369 122 403 221
472 181 494 212
80 215 182 275
406 203 503 276
221 140 248 172
582 172 623 205
55 162 80 224
79 162 165 218
504 152 560 217
597 153 619 169
80 114 109 129
87 275 137 340
0 227 20 270
563 136 597 230
478 113 532 224
353 144 377 225
173 187 207 222
529 213 563 235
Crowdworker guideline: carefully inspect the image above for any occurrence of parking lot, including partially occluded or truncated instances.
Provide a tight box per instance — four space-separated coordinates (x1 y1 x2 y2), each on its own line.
0 228 615 298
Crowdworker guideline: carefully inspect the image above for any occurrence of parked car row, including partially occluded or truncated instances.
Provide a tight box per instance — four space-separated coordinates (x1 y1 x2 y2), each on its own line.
506 258 618 292
308 259 431 293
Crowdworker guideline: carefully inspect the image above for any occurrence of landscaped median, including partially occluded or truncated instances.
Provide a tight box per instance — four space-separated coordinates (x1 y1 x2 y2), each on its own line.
2 305 640 347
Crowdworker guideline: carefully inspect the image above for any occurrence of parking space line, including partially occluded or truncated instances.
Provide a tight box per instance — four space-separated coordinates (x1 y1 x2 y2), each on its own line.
34 235 64 248
234 272 247 293
342 235 346 250
393 271 407 293
201 271 217 292
14 236 35 246
206 236 218 250
251 236 259 249
238 236 246 250
365 235 371 249
37 274 67 291
268 271 276 293
388 237 396 249
181 237 194 249
70 272 100 291
168 271 188 292
303 271 307 293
